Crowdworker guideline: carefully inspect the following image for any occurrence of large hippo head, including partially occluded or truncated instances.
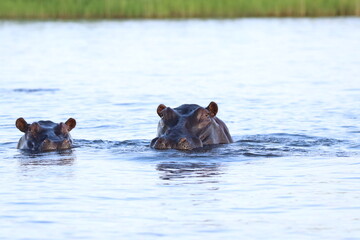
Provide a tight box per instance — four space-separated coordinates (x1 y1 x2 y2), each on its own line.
151 102 233 150
16 118 76 152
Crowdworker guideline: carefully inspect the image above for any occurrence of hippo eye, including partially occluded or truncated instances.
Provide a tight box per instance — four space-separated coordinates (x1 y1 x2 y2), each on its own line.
27 142 34 148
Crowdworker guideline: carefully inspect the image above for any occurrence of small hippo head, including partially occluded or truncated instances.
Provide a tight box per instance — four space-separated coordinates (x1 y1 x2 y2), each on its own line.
16 118 76 152
151 102 233 150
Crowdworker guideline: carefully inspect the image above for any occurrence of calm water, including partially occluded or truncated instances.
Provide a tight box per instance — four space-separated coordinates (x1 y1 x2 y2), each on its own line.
0 18 360 239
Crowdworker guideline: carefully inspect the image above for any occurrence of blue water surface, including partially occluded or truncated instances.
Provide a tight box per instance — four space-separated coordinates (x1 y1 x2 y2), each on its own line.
0 18 360 240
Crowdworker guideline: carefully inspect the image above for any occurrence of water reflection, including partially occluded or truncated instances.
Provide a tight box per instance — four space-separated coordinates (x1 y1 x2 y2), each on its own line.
156 161 222 182
15 149 76 166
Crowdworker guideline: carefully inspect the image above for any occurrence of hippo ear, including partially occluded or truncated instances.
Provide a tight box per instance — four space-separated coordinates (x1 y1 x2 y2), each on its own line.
65 118 76 131
206 102 218 117
16 118 29 132
157 104 166 117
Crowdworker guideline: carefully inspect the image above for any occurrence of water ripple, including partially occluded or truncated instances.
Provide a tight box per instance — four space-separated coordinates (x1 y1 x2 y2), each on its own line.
67 133 360 159
13 88 60 93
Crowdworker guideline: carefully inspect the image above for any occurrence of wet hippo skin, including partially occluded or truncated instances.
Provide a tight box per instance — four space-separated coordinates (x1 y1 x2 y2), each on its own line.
16 118 76 152
151 102 233 150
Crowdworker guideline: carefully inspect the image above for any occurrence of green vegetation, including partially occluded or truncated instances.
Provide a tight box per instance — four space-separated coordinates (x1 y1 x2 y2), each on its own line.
1 0 360 19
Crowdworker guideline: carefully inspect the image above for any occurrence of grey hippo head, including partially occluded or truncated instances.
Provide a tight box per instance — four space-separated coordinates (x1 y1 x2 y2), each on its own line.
151 102 233 150
16 118 76 152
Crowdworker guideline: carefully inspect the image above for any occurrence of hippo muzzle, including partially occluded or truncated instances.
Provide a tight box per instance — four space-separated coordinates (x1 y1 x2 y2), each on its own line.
151 135 203 150
38 138 72 152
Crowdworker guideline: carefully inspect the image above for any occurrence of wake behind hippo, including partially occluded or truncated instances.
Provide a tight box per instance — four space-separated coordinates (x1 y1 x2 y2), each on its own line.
151 102 233 150
16 118 76 152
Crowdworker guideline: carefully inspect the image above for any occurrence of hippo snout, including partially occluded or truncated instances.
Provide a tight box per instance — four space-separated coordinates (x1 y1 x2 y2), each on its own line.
59 139 72 149
177 137 192 150
40 139 71 151
151 137 171 150
151 136 202 150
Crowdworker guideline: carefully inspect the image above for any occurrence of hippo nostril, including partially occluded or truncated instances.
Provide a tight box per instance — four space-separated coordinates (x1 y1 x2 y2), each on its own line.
157 138 165 146
177 137 192 150
58 139 71 149
154 137 169 149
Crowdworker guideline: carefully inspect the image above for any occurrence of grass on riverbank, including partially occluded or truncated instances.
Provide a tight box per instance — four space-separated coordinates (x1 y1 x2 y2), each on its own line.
1 0 360 19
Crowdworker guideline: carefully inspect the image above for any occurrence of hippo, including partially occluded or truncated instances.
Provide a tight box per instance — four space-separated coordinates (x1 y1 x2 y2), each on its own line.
15 118 76 152
151 102 233 150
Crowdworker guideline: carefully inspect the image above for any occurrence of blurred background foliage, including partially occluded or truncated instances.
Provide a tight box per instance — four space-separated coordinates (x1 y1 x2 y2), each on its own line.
1 0 360 19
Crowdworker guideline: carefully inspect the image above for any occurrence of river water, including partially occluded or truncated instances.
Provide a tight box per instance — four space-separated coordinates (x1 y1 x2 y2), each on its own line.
0 18 359 239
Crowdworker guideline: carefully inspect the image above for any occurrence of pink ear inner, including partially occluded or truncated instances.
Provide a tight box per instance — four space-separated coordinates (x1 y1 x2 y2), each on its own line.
16 118 29 132
65 118 76 131
157 104 167 117
206 101 218 117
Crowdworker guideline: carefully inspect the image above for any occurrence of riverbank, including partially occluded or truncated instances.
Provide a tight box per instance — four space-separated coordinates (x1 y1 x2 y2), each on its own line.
1 0 360 19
